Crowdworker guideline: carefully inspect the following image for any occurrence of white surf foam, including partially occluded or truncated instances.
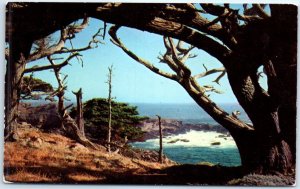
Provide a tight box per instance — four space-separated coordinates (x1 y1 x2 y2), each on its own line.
133 130 237 149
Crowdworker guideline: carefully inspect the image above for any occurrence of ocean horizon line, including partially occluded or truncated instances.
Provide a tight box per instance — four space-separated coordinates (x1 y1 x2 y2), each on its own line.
21 99 240 106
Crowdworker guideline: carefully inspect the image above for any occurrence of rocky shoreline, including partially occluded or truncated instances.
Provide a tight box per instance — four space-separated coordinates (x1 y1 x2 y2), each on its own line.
135 118 230 141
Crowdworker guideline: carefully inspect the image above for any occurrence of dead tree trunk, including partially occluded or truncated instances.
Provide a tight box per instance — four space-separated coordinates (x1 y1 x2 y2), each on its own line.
156 115 163 163
73 88 84 136
62 114 99 150
48 56 98 150
106 65 113 153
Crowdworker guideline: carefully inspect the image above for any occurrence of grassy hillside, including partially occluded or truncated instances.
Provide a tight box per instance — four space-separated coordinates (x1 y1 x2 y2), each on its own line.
4 123 172 183
4 123 294 185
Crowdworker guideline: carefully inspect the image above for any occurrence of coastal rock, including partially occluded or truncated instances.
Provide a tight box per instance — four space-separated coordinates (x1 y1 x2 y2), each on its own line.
137 118 183 140
167 138 190 144
167 139 180 144
211 142 221 146
180 139 189 142
136 118 230 141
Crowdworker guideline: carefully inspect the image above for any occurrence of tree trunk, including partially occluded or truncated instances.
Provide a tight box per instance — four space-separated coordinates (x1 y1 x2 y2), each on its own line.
230 121 292 174
107 66 113 153
62 114 99 150
157 115 163 163
226 61 293 174
56 92 65 129
269 4 297 161
5 37 32 140
73 88 84 136
107 96 112 153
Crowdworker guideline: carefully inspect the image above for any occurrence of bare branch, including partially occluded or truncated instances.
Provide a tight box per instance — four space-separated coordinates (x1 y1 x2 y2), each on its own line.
175 41 196 63
24 53 80 73
109 23 252 132
194 67 225 79
58 28 104 54
63 103 74 112
26 17 102 64
213 70 226 85
252 4 270 19
109 25 178 81
243 4 270 19
167 37 180 60
181 76 253 131
146 17 231 64
163 36 171 52
237 14 263 22
162 4 236 48
180 51 196 64
203 85 224 94
176 41 186 54
167 37 191 78
203 64 208 72
68 16 89 33
200 4 226 16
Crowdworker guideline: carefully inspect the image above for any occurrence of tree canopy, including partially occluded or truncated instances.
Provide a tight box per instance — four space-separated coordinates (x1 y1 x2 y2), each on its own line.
70 98 147 141
21 76 54 100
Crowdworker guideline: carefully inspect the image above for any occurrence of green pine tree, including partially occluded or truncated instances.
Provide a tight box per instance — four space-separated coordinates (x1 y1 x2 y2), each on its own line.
70 98 147 141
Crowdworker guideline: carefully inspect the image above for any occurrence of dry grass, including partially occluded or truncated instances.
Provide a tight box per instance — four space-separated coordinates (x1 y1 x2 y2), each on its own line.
4 168 60 183
67 172 106 182
4 126 171 183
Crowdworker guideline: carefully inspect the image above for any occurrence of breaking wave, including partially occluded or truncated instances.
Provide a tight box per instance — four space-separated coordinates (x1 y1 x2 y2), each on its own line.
131 130 241 166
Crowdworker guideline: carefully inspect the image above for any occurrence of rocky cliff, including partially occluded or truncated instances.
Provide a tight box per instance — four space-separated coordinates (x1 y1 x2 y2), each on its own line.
137 118 230 141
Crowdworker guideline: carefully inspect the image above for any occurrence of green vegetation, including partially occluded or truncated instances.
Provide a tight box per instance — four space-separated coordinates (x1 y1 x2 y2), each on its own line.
70 98 148 141
21 76 54 100
22 76 53 93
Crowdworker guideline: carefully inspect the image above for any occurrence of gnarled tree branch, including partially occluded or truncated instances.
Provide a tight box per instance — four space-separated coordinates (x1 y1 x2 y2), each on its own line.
27 17 90 63
194 67 226 80
109 25 178 81
252 4 270 19
24 53 80 73
109 25 253 132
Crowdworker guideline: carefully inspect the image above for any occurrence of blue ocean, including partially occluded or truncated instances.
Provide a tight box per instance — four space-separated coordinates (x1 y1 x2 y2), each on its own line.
130 103 251 167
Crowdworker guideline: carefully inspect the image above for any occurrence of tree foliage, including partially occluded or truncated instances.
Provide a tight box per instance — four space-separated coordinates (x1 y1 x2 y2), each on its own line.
70 98 147 141
21 76 54 100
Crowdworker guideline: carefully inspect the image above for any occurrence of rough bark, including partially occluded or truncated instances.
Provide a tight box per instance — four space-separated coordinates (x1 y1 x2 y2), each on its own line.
5 37 32 140
73 88 85 136
225 54 293 173
269 4 297 160
62 114 99 150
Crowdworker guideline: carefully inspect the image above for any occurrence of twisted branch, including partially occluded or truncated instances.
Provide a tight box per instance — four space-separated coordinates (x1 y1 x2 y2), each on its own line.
109 25 178 81
194 67 226 80
24 53 80 73
109 25 253 132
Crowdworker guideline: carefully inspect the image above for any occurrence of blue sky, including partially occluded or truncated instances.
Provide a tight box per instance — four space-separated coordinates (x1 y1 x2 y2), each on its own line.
26 15 267 105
